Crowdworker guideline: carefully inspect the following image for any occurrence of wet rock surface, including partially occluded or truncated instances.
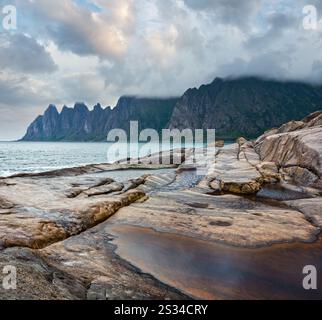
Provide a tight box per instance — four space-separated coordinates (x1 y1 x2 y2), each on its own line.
0 164 188 300
109 225 322 300
110 189 317 247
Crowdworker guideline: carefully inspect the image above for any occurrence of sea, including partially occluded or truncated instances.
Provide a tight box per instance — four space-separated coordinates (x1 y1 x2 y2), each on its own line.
0 141 208 177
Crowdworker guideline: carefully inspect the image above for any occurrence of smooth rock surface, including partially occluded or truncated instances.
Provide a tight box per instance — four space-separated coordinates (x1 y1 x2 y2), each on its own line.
254 111 322 188
109 188 317 247
207 144 263 194
284 198 322 228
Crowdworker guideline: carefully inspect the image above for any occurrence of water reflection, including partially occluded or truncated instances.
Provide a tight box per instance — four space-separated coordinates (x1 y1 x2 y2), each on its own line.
110 224 322 300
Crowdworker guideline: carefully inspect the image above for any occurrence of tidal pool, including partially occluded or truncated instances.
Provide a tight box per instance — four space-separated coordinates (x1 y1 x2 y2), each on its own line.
109 224 322 300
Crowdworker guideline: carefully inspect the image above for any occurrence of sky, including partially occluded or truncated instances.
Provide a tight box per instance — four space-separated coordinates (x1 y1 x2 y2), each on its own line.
1 0 322 140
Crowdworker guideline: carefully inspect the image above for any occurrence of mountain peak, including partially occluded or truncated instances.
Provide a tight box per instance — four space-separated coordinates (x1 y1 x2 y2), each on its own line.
61 105 72 113
45 104 58 114
116 95 136 104
21 97 178 141
93 103 103 111
211 77 224 84
74 103 89 113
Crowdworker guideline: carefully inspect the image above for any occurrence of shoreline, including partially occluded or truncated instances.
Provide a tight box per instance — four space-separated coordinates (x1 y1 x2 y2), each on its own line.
0 143 201 179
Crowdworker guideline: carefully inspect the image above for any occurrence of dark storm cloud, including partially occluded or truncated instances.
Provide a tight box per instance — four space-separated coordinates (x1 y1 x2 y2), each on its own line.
0 33 57 74
59 73 106 104
217 51 291 79
310 60 322 83
246 13 299 51
183 0 260 29
0 74 50 106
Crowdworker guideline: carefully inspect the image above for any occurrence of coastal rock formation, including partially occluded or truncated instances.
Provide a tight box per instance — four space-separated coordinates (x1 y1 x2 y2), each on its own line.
0 162 179 250
207 143 263 195
22 78 322 142
1 112 322 300
169 77 322 139
111 188 317 247
22 97 178 141
254 111 322 188
1 162 319 299
206 110 322 196
0 244 187 300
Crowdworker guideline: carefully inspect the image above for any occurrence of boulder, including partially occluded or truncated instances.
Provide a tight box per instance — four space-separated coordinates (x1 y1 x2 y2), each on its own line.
256 162 281 183
254 111 322 188
276 120 304 134
208 144 263 195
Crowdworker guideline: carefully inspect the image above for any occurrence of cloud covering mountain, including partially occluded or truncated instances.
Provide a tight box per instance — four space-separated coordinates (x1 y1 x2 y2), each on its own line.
1 0 322 139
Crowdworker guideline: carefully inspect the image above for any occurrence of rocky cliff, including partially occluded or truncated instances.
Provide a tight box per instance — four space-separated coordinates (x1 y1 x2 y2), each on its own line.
169 77 322 139
21 77 322 141
21 97 178 141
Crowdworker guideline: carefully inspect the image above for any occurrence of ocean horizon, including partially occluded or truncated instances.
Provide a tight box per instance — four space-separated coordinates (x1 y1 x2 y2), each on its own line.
0 141 211 177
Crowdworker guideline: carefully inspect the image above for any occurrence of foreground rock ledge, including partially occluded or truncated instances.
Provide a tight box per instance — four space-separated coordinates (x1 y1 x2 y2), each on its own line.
0 111 322 299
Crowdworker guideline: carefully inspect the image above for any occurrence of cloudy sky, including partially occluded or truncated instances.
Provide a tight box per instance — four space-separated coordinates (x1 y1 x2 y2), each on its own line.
0 0 322 140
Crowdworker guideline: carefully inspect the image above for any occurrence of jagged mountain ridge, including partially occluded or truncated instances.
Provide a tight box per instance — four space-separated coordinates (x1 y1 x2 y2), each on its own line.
169 77 322 139
22 97 178 141
21 77 322 141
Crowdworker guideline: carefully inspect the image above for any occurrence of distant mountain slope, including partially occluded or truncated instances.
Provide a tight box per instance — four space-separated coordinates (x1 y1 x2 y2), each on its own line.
21 77 322 141
169 77 322 139
21 97 178 141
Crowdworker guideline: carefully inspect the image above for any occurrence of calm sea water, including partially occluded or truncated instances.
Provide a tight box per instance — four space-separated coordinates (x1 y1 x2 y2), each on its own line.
0 141 204 177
